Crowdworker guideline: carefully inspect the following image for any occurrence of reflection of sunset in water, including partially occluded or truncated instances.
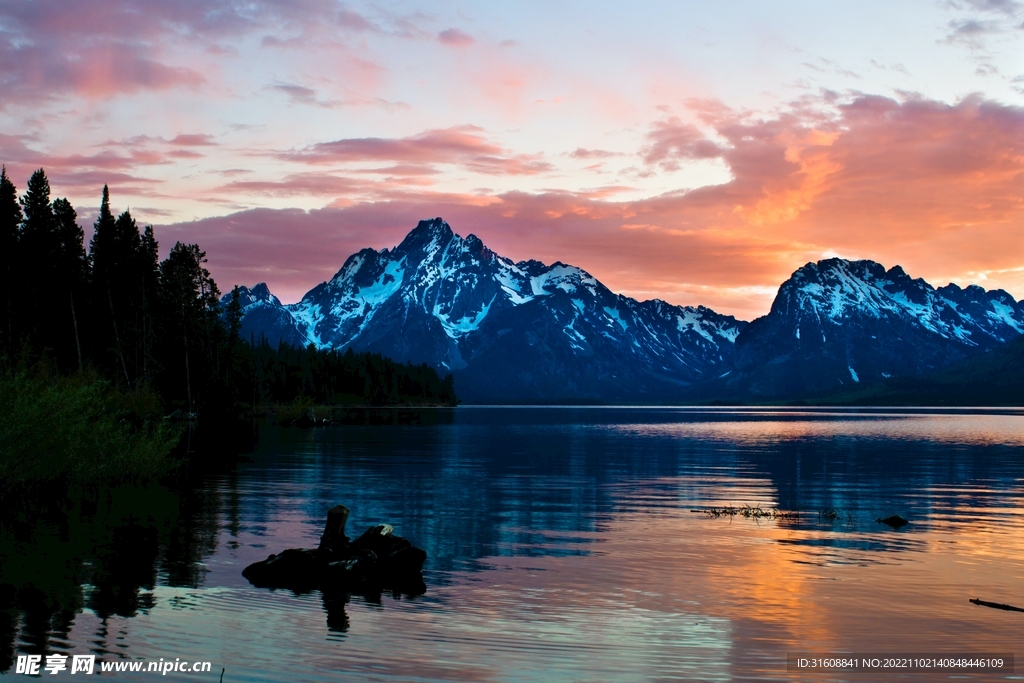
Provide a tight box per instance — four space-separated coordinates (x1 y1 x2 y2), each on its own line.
605 412 1024 447
9 409 1024 682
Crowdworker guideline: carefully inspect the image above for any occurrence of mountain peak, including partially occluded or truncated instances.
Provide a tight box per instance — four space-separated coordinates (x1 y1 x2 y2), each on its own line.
397 217 454 254
226 282 282 308
250 282 274 300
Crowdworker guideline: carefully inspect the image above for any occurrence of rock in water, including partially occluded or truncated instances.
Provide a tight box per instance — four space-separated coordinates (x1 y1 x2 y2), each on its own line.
319 505 350 553
241 548 323 590
242 505 426 596
876 514 909 528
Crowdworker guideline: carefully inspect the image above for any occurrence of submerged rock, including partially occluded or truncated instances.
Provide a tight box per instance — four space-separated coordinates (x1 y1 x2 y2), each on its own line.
876 514 909 528
242 505 426 595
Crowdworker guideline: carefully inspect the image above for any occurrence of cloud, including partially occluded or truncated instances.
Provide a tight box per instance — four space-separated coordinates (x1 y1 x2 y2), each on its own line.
438 28 474 47
280 126 552 176
642 118 724 169
946 18 1005 47
0 42 205 103
960 0 1023 16
169 134 217 146
149 93 1024 321
0 132 210 198
4 82 1020 321
569 148 619 159
942 0 1023 50
268 82 325 106
0 1 398 104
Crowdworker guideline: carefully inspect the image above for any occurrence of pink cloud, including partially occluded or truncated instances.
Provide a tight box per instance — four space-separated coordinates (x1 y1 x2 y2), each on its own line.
0 43 204 102
148 93 1024 320
0 1 394 103
169 134 217 146
643 118 724 168
570 148 620 159
3 88 1020 320
281 126 552 176
438 28 475 47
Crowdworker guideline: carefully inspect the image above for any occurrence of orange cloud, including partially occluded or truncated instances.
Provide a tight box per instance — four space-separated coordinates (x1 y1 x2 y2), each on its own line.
5 90 1020 321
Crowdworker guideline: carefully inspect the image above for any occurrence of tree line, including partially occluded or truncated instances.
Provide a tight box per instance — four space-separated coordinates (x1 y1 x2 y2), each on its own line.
0 167 457 424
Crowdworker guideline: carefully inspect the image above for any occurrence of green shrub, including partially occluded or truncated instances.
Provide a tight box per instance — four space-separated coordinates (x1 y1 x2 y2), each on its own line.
0 372 181 495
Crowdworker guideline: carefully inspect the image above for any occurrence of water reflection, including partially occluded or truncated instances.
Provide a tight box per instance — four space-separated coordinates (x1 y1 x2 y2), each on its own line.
2 408 1023 681
0 487 221 670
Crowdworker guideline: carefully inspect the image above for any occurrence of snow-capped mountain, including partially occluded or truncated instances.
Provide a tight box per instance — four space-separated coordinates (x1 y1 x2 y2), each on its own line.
228 218 746 402
229 223 1024 403
722 258 1024 399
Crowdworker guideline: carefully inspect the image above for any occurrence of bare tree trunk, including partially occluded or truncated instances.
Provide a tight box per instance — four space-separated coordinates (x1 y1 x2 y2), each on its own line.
182 301 192 414
5 262 10 350
142 286 148 383
70 290 82 373
108 284 130 388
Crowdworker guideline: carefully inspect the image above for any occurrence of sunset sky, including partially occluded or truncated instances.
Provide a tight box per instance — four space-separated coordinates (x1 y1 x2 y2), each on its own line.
1 1 1022 319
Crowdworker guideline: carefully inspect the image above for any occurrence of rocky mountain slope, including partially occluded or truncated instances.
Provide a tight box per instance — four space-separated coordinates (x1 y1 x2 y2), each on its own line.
228 220 1024 403
718 259 1024 400
228 218 746 402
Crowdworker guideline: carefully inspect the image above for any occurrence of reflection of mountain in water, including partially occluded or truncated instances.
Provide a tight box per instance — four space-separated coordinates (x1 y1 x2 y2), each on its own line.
5 409 1024 671
244 410 1024 571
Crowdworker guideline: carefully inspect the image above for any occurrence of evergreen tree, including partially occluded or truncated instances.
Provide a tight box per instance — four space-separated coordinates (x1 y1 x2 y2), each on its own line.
18 169 59 350
159 242 222 413
226 286 243 345
0 166 21 352
52 198 88 371
138 225 160 383
89 188 146 385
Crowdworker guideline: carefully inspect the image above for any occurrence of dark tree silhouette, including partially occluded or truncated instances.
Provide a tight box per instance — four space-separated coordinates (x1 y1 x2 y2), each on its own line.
1 169 458 455
18 169 55 342
51 198 88 370
0 167 21 351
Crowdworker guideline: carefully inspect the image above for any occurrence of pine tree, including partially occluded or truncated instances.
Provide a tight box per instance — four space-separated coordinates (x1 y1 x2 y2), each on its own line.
226 286 243 345
159 242 221 413
139 225 160 383
89 187 135 384
19 169 56 343
52 197 88 371
0 166 21 352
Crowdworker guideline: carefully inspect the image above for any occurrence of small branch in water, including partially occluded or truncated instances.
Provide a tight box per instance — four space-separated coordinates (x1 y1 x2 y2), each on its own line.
819 508 840 522
970 598 1024 613
690 505 800 520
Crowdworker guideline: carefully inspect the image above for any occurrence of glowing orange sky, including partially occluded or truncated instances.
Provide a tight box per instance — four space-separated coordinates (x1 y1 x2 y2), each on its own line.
1 1 1022 319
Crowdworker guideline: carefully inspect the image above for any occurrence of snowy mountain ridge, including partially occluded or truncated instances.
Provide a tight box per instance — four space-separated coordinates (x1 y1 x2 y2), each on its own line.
722 258 1024 399
228 219 1024 402
229 219 744 400
784 259 1022 346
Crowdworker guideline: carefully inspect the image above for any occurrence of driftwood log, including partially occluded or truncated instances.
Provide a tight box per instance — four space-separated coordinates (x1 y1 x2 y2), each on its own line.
242 505 426 596
970 598 1024 613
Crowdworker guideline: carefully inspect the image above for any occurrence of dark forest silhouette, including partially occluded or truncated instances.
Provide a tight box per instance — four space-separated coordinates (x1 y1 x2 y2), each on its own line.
0 167 457 437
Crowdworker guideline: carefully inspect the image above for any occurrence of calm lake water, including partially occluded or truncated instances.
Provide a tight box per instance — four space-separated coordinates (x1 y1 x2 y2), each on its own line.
4 407 1024 681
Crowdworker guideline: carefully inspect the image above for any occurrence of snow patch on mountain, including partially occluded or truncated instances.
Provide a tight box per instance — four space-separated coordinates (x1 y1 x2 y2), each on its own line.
227 218 749 400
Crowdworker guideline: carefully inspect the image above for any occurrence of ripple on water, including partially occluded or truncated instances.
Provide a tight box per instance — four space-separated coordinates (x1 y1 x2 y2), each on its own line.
7 408 1024 682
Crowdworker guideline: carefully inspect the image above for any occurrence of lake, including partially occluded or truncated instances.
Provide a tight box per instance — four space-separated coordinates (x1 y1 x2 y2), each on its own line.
4 407 1024 681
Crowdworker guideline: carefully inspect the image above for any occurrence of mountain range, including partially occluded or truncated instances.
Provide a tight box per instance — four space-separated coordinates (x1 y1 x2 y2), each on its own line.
227 218 1024 403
